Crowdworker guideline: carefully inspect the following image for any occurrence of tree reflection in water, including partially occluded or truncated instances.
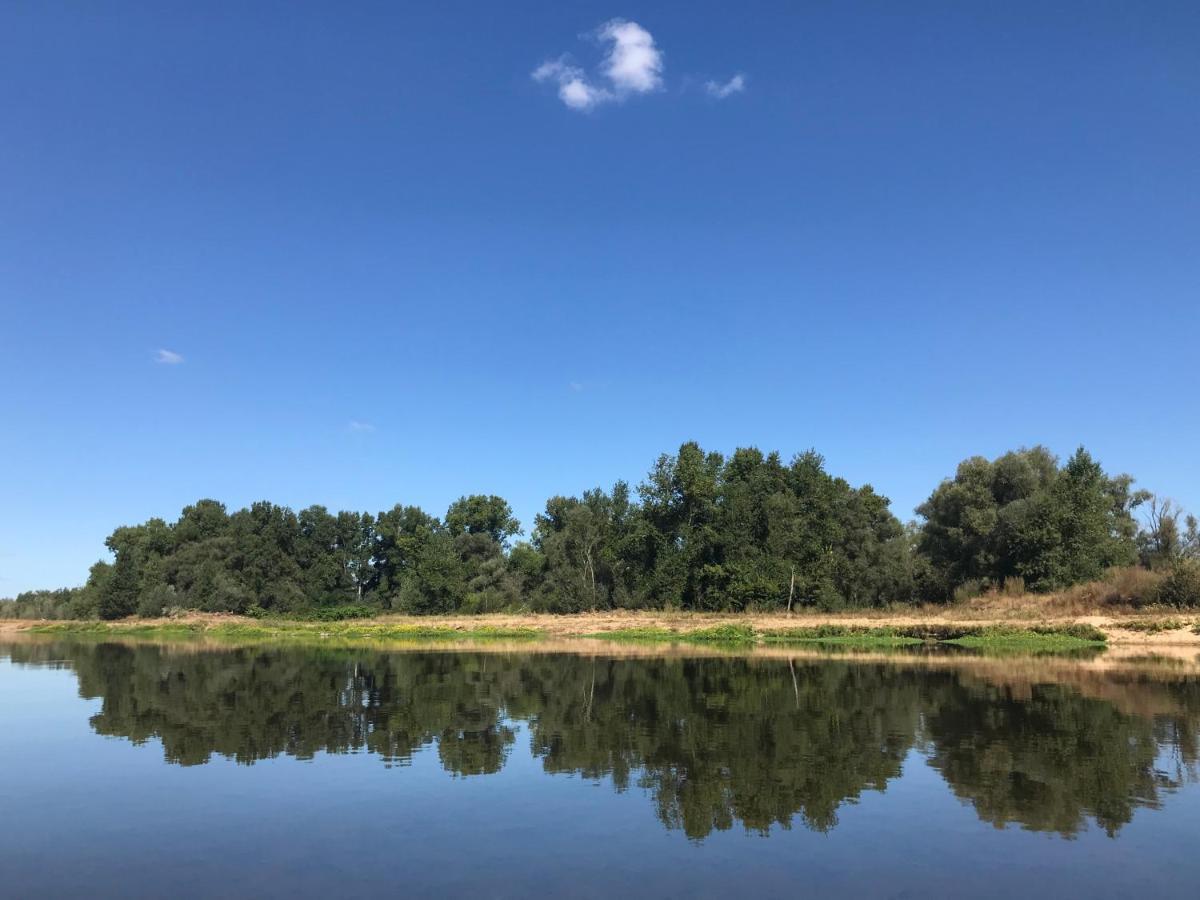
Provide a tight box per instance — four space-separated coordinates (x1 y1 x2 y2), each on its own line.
6 640 1199 840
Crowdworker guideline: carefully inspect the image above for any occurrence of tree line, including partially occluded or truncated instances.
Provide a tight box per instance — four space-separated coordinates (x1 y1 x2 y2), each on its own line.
3 441 1198 619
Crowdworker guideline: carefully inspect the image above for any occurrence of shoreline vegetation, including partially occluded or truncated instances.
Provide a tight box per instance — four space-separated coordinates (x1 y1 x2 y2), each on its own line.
7 609 1200 654
4 442 1199 624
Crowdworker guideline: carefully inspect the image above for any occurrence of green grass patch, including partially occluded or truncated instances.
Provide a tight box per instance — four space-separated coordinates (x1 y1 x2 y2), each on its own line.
588 624 757 645
944 625 1106 651
218 622 543 643
247 604 377 622
682 624 757 644
760 626 925 648
587 627 681 642
29 620 543 644
31 621 207 637
760 623 1106 651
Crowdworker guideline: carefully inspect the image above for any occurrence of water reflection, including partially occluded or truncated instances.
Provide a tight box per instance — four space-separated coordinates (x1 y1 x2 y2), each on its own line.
5 640 1200 840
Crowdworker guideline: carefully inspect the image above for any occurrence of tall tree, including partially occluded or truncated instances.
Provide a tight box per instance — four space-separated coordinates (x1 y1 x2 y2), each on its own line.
445 495 521 548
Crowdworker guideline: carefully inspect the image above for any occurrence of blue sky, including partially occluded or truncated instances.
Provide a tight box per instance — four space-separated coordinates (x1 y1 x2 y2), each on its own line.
2 2 1198 594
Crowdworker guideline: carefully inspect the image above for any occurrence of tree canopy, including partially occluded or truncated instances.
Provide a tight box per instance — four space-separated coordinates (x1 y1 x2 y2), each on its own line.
3 441 1193 618
915 446 1148 598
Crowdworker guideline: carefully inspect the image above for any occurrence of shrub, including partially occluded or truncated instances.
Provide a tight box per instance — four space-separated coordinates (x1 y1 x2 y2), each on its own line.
303 605 377 622
1105 566 1163 606
952 579 986 604
136 584 177 618
1060 566 1163 609
1156 562 1200 609
241 604 377 621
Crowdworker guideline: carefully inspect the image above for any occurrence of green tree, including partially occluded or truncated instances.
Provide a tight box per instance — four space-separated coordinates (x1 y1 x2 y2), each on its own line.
534 485 632 611
917 446 1145 597
374 504 442 606
445 495 520 548
98 550 139 619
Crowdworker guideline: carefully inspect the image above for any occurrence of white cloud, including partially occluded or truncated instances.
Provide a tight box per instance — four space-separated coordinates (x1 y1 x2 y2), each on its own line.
705 74 746 99
154 349 184 364
533 58 613 111
348 420 376 433
598 20 663 94
532 19 662 111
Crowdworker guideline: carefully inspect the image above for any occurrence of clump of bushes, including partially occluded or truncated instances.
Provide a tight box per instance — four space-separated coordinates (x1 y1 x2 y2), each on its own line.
247 604 377 622
1058 566 1164 608
952 579 987 604
962 564 1200 611
1074 563 1200 610
1155 562 1200 609
304 605 377 621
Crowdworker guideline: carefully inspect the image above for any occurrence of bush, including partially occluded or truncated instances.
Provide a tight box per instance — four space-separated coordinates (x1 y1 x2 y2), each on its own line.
242 604 377 621
1156 562 1200 609
1105 566 1164 607
1057 566 1163 609
136 585 176 618
952 579 986 604
302 605 377 622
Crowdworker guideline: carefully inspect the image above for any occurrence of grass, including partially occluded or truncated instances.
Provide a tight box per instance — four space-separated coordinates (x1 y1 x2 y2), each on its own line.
29 620 543 644
953 566 1168 618
588 622 1105 652
761 623 1105 651
760 626 925 648
588 624 757 645
943 625 1107 651
588 627 687 643
31 619 1108 653
681 623 758 644
30 621 210 637
1114 618 1189 634
248 604 376 622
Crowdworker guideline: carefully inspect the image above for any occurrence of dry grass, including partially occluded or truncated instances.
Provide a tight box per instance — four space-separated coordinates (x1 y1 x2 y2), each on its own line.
952 567 1165 618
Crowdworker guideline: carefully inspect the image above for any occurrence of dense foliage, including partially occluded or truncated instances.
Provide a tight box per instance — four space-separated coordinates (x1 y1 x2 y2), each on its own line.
916 446 1147 599
3 442 1197 618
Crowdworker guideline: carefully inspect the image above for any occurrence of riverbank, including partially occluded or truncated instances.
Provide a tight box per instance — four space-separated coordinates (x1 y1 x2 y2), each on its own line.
5 609 1200 651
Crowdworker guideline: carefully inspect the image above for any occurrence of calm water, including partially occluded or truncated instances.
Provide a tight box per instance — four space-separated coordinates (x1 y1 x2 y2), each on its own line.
3 640 1200 898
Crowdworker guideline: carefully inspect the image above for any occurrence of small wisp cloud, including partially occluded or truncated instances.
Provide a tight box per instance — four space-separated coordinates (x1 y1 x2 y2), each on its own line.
706 74 746 99
533 19 663 111
155 349 184 365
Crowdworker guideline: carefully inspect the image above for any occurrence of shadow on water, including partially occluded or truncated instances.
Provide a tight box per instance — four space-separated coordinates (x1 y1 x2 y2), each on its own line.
4 638 1200 840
